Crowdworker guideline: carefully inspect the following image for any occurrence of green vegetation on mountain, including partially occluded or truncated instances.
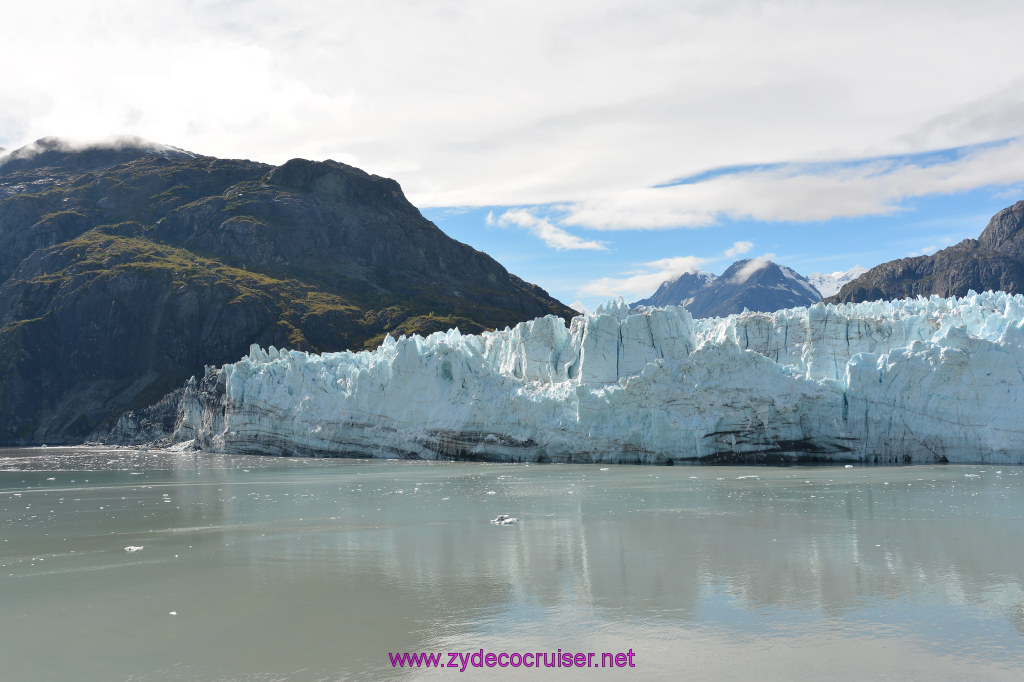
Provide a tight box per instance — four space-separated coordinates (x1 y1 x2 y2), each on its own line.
0 138 573 444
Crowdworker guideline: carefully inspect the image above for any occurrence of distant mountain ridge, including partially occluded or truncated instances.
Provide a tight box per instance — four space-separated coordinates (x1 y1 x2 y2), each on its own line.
633 270 715 308
806 266 867 298
827 201 1024 304
0 137 574 445
633 259 822 318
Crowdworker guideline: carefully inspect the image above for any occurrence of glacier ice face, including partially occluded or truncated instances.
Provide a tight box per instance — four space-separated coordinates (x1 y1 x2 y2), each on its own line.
171 292 1024 464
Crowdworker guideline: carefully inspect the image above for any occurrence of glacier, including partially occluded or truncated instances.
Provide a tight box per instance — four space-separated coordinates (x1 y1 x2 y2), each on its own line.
167 292 1024 465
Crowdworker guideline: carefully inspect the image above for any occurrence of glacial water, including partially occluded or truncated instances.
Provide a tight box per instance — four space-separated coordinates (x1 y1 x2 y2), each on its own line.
2 448 1023 681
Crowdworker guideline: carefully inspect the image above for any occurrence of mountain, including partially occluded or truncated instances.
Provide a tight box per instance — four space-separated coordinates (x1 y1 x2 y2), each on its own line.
634 259 822 318
633 270 715 307
687 260 821 317
828 201 1024 304
0 137 574 445
806 265 867 298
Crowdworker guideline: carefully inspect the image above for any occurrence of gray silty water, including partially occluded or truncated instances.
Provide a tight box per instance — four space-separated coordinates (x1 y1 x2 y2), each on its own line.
2 447 1023 680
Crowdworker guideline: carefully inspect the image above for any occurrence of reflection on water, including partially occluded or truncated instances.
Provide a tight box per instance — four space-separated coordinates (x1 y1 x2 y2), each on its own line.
2 448 1023 680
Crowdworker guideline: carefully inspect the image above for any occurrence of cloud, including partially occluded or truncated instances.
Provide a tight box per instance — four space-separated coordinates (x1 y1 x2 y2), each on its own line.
3 0 1024 217
724 241 754 258
578 256 710 300
730 257 773 284
0 135 187 164
900 78 1024 151
491 208 607 251
556 137 1024 230
909 244 939 257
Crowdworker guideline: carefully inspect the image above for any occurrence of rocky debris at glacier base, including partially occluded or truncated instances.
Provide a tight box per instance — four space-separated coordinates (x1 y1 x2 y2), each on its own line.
160 292 1024 464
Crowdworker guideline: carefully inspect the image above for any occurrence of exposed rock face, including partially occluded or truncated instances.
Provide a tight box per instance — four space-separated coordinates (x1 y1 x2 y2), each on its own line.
634 260 821 318
106 388 185 444
687 260 821 317
829 201 1024 304
0 138 574 445
633 271 714 308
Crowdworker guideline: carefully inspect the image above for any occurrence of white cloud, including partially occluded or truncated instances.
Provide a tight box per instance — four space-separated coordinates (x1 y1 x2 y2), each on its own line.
899 77 1024 151
2 0 1024 218
492 209 607 251
579 256 710 300
730 257 773 284
909 244 939 257
724 241 754 258
557 137 1024 230
0 135 186 163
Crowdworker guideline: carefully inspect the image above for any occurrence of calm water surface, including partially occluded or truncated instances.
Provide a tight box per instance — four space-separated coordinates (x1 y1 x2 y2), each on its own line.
2 447 1023 681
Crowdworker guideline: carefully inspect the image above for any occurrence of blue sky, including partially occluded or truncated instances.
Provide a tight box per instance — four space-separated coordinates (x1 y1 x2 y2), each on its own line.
424 184 1018 311
3 1 1024 312
425 139 1024 309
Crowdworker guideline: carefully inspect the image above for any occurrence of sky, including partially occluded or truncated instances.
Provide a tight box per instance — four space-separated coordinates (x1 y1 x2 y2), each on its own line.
3 1 1024 312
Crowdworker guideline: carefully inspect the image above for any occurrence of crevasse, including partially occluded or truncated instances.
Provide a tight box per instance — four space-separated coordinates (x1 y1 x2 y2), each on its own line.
172 292 1024 464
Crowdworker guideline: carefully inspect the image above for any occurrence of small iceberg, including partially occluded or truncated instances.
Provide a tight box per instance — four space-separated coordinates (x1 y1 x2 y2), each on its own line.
491 514 518 525
124 545 144 552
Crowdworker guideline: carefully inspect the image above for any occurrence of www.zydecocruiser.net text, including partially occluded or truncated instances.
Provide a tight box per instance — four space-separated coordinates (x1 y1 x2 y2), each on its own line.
389 649 637 671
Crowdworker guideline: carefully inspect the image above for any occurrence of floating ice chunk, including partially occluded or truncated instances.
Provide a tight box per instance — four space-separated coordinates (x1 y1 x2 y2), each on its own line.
124 546 144 552
491 514 518 525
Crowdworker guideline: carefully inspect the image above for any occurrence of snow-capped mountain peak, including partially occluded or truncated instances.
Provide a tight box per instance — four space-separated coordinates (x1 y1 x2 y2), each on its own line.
807 266 868 298
634 259 822 317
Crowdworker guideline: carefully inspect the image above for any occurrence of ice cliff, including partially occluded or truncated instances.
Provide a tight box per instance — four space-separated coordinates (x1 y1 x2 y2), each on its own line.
169 292 1024 464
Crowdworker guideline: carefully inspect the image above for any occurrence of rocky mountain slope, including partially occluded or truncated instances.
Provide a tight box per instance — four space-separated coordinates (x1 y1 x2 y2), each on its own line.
0 137 573 445
828 201 1024 304
633 270 715 308
634 259 822 318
